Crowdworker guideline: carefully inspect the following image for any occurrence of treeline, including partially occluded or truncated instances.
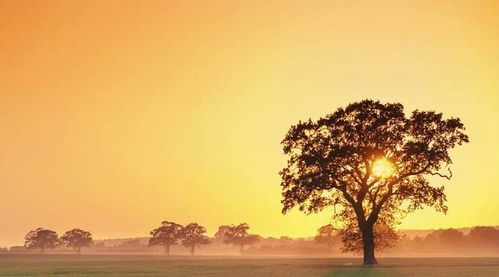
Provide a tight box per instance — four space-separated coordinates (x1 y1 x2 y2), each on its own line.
8 221 261 255
243 226 499 256
5 223 499 256
391 226 499 255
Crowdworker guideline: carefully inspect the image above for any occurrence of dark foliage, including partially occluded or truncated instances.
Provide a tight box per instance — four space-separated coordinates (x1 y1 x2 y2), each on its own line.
218 223 260 253
314 224 337 252
60 228 93 254
24 228 59 253
180 223 211 255
148 221 183 255
280 99 468 264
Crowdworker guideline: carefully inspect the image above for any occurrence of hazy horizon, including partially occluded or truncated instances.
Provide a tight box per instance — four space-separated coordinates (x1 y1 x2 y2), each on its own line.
4 223 497 248
1 0 499 247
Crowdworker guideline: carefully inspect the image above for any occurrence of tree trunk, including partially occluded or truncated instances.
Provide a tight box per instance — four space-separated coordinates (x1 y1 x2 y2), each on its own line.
40 247 45 254
164 244 170 256
77 247 81 255
361 224 377 265
190 245 195 256
239 244 244 255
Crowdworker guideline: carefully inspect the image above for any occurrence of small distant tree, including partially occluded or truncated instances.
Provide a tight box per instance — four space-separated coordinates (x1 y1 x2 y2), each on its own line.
148 221 183 255
60 228 93 254
438 228 464 250
180 223 211 255
468 226 499 249
220 223 260 254
214 225 231 241
24 228 59 254
94 241 106 250
117 239 145 249
314 224 337 253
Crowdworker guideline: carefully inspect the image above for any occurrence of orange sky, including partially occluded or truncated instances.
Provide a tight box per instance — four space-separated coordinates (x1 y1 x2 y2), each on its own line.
0 0 498 246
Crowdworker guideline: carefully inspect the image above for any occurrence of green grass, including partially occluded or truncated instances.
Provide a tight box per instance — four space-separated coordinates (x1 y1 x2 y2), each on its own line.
0 254 497 276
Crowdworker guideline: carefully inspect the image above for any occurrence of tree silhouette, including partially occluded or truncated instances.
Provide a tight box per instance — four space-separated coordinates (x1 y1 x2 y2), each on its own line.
468 226 499 250
438 228 464 251
314 224 337 253
214 225 231 241
24 228 59 254
180 223 211 255
148 221 183 255
219 223 260 254
280 100 468 264
60 228 93 254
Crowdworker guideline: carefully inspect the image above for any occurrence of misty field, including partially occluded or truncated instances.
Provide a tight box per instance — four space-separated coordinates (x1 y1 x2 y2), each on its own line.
0 255 497 277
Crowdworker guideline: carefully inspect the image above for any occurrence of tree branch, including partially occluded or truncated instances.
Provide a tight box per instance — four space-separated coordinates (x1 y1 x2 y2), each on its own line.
428 168 452 180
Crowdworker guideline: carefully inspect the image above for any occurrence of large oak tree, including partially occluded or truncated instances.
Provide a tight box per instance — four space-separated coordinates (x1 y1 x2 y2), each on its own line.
280 100 468 264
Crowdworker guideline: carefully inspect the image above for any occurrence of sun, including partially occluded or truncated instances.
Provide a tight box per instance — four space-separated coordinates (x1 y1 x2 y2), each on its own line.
372 158 394 178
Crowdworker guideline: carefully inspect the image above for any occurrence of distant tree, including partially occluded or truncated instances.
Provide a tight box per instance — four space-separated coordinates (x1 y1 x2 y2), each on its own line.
8 246 29 253
439 228 464 246
220 223 260 254
148 221 183 255
280 100 468 264
214 225 231 241
314 224 337 253
411 235 424 251
468 226 499 250
118 239 145 249
60 228 93 254
24 228 59 253
180 223 211 255
94 241 106 250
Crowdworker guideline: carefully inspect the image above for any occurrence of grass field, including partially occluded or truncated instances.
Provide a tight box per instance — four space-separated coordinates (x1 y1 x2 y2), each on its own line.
0 254 497 277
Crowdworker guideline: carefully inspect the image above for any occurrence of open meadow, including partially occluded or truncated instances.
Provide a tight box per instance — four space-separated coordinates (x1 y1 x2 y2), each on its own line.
0 254 497 277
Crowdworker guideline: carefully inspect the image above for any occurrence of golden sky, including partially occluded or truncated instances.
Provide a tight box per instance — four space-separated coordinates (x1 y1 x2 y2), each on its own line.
0 0 498 246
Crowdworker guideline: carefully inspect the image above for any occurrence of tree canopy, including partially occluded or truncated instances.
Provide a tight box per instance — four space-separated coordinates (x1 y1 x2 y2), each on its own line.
180 223 211 255
148 221 183 255
219 223 260 254
314 224 337 252
60 228 93 254
280 99 468 264
24 228 59 253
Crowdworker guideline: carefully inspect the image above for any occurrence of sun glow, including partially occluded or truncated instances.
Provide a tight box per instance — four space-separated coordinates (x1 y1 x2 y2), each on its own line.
372 158 395 178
